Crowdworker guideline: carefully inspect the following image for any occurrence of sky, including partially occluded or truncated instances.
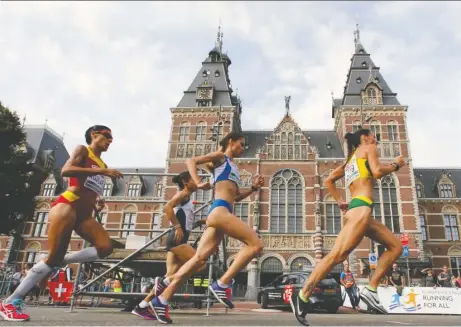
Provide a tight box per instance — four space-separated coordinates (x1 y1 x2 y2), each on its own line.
0 1 460 169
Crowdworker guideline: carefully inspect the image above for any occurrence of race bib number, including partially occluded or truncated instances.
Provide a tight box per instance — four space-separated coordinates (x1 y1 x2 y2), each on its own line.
84 174 105 195
344 156 360 188
283 285 294 304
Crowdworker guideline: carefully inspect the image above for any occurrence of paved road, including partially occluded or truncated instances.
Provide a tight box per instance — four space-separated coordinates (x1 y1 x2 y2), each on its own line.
1 306 460 326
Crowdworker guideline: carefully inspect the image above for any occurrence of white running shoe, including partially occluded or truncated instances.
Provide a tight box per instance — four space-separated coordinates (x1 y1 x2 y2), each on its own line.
360 287 387 314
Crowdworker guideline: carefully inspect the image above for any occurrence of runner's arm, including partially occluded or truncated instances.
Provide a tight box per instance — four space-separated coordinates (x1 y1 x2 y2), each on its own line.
367 144 400 179
164 190 190 229
236 175 264 202
186 151 225 185
61 145 103 177
325 165 345 202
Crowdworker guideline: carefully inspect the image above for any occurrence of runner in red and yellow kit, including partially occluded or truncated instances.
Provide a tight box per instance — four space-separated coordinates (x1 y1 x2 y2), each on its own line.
0 125 123 322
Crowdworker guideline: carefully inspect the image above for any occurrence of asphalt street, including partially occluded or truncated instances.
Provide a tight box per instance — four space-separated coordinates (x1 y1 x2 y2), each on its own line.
0 306 460 326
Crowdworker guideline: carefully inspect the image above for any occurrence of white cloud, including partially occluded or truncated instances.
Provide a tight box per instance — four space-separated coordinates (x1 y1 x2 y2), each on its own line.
0 1 459 168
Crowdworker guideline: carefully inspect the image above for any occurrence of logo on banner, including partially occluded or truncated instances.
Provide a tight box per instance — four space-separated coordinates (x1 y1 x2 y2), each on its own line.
389 288 422 312
283 285 294 304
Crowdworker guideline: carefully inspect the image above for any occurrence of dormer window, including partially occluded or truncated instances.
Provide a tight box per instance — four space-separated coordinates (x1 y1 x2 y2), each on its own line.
416 183 424 198
361 61 367 67
440 184 454 198
214 70 220 77
45 156 55 171
362 85 382 105
155 182 163 197
202 70 207 77
438 174 455 198
356 77 362 84
103 183 112 197
42 183 55 197
127 183 141 197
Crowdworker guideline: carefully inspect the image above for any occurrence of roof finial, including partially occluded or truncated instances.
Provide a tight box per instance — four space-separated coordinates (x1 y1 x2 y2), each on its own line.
22 114 26 127
215 19 223 56
44 117 48 127
285 95 291 115
354 23 361 45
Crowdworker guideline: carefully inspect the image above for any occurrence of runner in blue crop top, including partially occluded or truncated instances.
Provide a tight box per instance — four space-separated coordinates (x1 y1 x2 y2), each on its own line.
148 132 264 324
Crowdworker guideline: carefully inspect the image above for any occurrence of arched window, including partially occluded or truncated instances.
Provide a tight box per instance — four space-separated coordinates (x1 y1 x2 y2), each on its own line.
270 169 303 233
261 257 283 273
179 122 190 142
26 243 41 264
367 88 376 98
387 121 399 141
374 176 400 233
438 175 455 198
368 120 381 141
324 196 341 234
290 257 312 272
192 169 213 224
195 122 207 141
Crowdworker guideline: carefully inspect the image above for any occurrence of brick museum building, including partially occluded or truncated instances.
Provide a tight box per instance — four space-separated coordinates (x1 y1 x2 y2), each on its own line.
1 28 460 294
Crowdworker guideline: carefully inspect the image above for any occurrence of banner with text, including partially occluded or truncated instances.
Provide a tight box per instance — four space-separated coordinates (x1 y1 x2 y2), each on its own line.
342 286 461 315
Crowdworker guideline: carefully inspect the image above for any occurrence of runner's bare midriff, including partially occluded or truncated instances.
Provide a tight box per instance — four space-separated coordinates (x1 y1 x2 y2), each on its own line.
349 177 374 201
214 180 237 204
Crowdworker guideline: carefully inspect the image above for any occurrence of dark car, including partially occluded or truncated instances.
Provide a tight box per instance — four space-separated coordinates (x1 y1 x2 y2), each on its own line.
257 271 343 313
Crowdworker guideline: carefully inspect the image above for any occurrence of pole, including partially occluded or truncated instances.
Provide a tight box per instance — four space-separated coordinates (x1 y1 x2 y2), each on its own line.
406 257 411 286
121 172 210 177
204 253 214 317
68 241 86 313
74 228 171 295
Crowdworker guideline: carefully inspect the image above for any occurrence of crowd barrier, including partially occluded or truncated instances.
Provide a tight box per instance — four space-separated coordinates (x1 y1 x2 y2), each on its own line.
342 285 461 315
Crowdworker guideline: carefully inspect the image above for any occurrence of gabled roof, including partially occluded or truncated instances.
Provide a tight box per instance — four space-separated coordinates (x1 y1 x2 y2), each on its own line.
241 129 344 159
414 168 461 198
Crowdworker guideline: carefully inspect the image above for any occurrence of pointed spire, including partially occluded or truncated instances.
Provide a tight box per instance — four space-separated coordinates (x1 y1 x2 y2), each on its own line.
215 24 223 56
353 24 367 54
354 24 361 45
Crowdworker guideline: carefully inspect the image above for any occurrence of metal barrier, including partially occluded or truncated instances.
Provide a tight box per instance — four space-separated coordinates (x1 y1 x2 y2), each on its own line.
66 182 226 316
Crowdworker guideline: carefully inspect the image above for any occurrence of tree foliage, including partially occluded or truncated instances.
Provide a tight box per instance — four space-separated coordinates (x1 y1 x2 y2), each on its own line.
0 102 44 235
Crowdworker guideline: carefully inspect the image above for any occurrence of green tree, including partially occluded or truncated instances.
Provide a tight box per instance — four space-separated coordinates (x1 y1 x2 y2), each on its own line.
0 102 44 235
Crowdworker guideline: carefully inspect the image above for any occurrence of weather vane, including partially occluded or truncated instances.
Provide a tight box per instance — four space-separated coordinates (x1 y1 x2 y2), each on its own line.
285 95 291 115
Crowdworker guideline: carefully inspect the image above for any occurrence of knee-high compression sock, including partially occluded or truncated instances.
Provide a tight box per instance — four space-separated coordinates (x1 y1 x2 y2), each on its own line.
5 261 53 304
61 247 100 265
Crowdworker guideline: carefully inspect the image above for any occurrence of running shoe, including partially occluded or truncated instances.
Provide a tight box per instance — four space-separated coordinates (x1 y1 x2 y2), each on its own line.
154 276 168 296
208 280 234 309
360 287 387 314
149 297 172 324
289 294 310 326
0 299 30 322
131 305 157 320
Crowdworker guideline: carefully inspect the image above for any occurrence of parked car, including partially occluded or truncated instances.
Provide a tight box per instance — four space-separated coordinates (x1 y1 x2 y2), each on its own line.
257 271 343 313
